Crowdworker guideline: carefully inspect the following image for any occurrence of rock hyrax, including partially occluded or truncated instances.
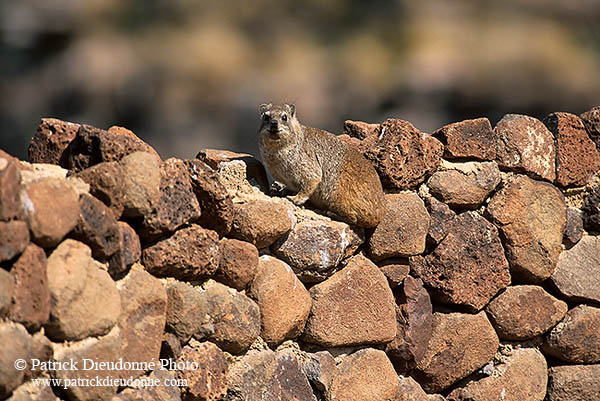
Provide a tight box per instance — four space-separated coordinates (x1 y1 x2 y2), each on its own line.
258 103 385 228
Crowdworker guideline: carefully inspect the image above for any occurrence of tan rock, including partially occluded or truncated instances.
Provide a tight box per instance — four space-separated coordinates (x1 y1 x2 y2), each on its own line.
0 152 22 221
396 376 429 401
6 380 59 401
0 220 29 263
0 269 14 317
112 368 181 401
196 149 269 193
0 322 31 399
379 260 410 287
119 151 161 218
229 199 294 248
548 364 600 401
165 280 207 344
551 236 600 303
177 341 228 401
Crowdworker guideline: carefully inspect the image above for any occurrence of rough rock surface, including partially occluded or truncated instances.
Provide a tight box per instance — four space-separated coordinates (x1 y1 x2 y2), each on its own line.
411 211 510 311
582 183 600 231
487 174 566 282
229 199 294 249
379 260 410 287
368 192 430 260
196 149 270 193
108 221 141 280
113 368 181 401
343 120 380 140
414 311 499 393
0 322 31 399
433 117 496 161
165 281 207 344
0 269 14 317
563 207 584 247
29 118 79 166
0 153 22 221
580 105 600 150
423 195 456 245
119 151 161 218
494 114 556 181
72 161 126 218
0 220 29 263
5 380 59 401
303 351 337 394
396 376 430 401
547 364 600 401
486 285 567 340
215 238 258 291
303 255 396 347
177 341 228 401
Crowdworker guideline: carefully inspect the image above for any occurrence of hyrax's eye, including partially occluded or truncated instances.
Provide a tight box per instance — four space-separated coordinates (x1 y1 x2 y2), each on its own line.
263 114 270 122
282 114 288 122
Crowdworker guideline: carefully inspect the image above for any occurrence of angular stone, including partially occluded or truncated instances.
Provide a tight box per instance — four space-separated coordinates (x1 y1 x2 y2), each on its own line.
140 158 202 241
272 219 363 282
45 239 121 341
379 260 410 287
447 348 547 401
0 220 29 263
543 304 600 363
343 120 380 140
108 222 141 280
411 211 510 311
368 192 430 261
415 311 499 393
9 244 50 332
487 175 566 282
582 183 600 230
165 281 207 344
6 380 59 401
303 254 396 347
564 207 583 247
29 118 79 167
433 117 496 161
494 114 556 181
551 236 600 303
386 276 433 373
25 331 54 380
160 332 182 362
120 151 161 218
548 364 600 401
229 199 293 249
215 238 258 291
177 341 228 401
142 224 220 281
0 269 14 317
327 349 398 401
71 161 126 218
185 159 234 235
544 112 600 187
303 351 337 393
196 149 269 193
396 376 429 401
0 153 22 221
117 267 167 380
0 322 31 399
580 105 600 151
427 161 501 208
113 368 181 401
249 256 312 347
423 195 456 245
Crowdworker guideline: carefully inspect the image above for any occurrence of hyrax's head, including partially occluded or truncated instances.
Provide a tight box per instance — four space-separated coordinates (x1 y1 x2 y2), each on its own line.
258 103 300 144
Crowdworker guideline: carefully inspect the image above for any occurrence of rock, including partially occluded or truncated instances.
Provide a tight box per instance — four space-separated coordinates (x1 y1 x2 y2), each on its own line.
160 332 182 362
327 349 398 401
113 368 181 401
197 281 261 354
303 254 396 347
0 153 22 221
563 207 584 247
71 161 126 218
22 177 80 248
343 120 380 140
117 267 167 380
25 331 54 380
582 183 600 230
360 118 444 189
447 348 547 401
70 193 120 260
547 364 600 401
544 112 600 187
196 149 269 193
28 118 80 167
177 341 228 401
486 285 567 340
142 225 220 281
386 276 433 373
67 123 160 171
423 195 456 245
45 239 121 341
487 174 566 282
0 322 31 399
410 211 510 311
0 269 14 317
185 159 234 235
493 114 556 181
543 304 600 363
248 255 312 347
368 192 430 261
550 236 600 303
52 326 120 401
215 238 258 291
414 311 499 393
214 159 258 196
433 117 496 161
140 158 202 241
108 222 141 280
8 244 50 332
6 380 59 401
580 105 600 151
165 281 207 344
0 220 29 263
229 199 293 249
272 219 363 282
379 260 410 287
120 151 161 218
427 161 501 208
396 376 429 401
303 351 337 393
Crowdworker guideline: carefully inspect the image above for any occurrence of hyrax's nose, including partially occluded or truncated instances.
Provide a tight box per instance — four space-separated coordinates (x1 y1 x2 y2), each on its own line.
270 120 279 130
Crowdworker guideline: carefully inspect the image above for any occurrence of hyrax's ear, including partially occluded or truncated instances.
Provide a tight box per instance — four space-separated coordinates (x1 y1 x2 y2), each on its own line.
259 103 272 116
287 104 296 117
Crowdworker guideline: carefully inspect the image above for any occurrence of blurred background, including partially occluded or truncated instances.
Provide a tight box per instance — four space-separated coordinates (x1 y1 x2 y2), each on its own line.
1 0 599 161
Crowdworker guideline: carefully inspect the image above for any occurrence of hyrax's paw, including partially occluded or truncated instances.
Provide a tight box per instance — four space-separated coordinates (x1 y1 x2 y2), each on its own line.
287 194 309 206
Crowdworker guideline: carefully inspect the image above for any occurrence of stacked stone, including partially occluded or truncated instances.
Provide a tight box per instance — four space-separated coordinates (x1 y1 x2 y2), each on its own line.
0 106 599 401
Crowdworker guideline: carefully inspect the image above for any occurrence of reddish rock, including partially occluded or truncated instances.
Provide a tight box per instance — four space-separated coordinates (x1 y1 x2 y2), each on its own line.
493 114 556 181
379 260 410 287
272 219 363 282
414 311 499 393
29 118 79 167
303 351 337 393
113 368 181 401
0 269 14 317
368 192 430 261
120 151 161 218
433 117 496 161
423 195 456 245
487 174 566 282
160 332 182 362
563 207 583 247
343 120 381 140
327 349 398 401
411 211 510 311
25 331 53 380
544 112 600 187
543 304 600 363
486 285 567 340
9 244 50 332
548 364 600 401
0 221 29 263
580 105 600 150
165 281 207 344
551 236 600 303
396 376 429 401
0 322 31 399
71 161 126 218
215 238 258 291
0 153 22 221
249 255 312 347
303 254 396 347
142 225 220 281
177 341 228 401
196 149 269 193
108 222 141 280
185 159 234 235
229 199 293 249
23 177 80 248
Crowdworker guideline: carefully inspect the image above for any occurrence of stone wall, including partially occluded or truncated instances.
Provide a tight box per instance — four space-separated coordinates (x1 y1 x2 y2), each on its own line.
1 107 600 401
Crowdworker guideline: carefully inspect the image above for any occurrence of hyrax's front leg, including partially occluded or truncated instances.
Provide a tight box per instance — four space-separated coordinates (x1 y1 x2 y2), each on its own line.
288 176 321 205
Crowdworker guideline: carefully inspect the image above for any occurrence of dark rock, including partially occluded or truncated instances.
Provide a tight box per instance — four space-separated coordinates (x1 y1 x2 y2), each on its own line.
71 161 126 218
580 105 600 151
229 199 293 249
29 118 79 167
0 322 31 399
177 341 228 401
0 220 29 263
582 183 600 231
108 222 141 280
196 149 269 193
548 364 600 401
215 238 258 291
423 195 456 245
564 207 584 247
25 331 54 380
0 153 22 221
119 151 161 218
433 117 496 161
165 281 207 344
303 351 337 393
160 332 182 362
